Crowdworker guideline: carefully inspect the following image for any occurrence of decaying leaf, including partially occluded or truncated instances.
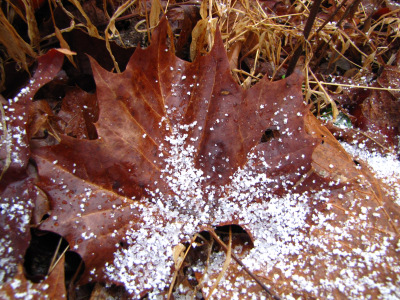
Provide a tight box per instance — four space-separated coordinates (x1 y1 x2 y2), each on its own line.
0 49 64 184
26 18 400 299
57 87 98 140
0 179 35 283
325 61 400 151
0 49 64 283
0 256 66 299
33 16 315 294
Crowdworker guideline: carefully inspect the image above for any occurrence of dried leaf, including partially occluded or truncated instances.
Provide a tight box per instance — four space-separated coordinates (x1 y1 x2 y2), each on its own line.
33 18 316 294
0 49 64 283
57 87 98 139
0 256 66 299
21 0 41 50
0 179 35 283
0 49 64 184
30 18 400 299
190 18 217 61
149 0 162 30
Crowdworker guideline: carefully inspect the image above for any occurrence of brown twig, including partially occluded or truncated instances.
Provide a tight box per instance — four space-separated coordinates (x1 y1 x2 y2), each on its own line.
286 0 323 76
207 227 281 300
314 0 349 36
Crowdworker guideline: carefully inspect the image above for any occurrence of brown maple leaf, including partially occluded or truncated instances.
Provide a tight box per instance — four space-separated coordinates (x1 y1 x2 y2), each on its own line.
31 18 400 299
32 17 316 295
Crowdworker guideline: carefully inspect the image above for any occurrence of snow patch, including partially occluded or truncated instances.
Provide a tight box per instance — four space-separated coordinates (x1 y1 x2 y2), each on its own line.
340 141 400 205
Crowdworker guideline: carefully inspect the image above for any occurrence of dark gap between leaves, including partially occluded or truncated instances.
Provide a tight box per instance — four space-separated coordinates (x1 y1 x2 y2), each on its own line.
24 229 84 287
170 225 254 297
260 129 281 143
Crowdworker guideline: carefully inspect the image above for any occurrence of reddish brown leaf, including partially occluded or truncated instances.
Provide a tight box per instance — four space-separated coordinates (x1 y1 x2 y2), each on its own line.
327 63 400 150
57 87 98 139
45 255 67 300
33 17 316 293
32 19 400 299
0 49 64 283
0 257 66 299
0 49 64 184
0 178 35 282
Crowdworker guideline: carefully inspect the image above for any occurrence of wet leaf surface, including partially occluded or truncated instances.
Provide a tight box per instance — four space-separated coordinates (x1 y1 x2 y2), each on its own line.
28 19 400 299
0 49 64 184
0 179 35 282
0 257 66 299
33 17 317 294
0 49 64 282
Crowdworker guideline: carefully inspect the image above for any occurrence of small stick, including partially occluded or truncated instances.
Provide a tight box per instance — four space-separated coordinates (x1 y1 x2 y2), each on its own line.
286 0 323 77
207 227 281 300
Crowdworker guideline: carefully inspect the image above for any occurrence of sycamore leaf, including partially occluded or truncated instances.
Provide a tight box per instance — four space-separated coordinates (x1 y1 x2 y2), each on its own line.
32 18 400 298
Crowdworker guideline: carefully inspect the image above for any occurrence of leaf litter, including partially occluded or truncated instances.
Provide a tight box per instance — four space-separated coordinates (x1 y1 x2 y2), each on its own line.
0 49 65 284
25 18 400 299
0 0 400 298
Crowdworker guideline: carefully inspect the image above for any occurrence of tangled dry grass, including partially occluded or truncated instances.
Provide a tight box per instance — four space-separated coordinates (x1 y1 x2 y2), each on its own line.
1 0 400 120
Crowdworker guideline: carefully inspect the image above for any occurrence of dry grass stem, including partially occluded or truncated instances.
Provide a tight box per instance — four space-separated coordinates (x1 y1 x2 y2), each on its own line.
309 68 339 120
68 0 101 38
0 6 36 72
308 81 400 92
207 227 280 299
21 0 41 50
167 235 198 299
205 227 232 299
105 0 138 72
